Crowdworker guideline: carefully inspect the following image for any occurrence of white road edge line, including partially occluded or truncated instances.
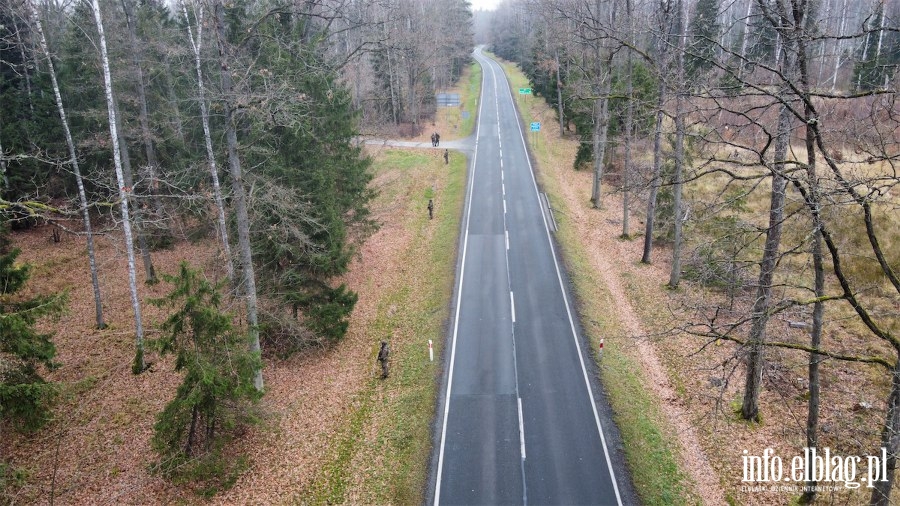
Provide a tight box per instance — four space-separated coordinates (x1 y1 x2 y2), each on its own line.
518 397 526 460
494 54 625 506
510 291 516 323
433 51 487 506
505 230 509 251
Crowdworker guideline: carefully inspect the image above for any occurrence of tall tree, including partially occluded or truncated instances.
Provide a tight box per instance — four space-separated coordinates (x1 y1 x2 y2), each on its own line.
686 0 720 79
212 0 263 391
641 0 672 265
0 228 66 429
89 0 146 374
588 0 614 209
668 0 687 288
621 0 634 238
180 0 233 281
29 0 105 330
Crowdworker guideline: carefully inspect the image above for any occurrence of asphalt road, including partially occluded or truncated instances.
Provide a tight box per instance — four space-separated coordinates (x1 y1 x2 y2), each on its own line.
431 49 631 506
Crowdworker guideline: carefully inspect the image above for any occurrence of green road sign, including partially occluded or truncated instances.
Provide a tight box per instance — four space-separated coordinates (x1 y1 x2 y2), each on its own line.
519 88 532 95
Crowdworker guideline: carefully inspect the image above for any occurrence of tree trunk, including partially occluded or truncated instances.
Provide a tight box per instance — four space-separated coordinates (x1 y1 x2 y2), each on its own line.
213 0 263 392
831 0 848 91
556 49 564 137
13 24 35 116
621 0 633 239
857 16 872 90
182 0 234 281
408 59 419 125
185 405 198 455
590 65 611 208
802 227 825 501
90 0 145 373
641 77 666 264
31 1 105 329
162 52 185 145
668 0 686 288
121 0 164 222
738 0 753 79
384 38 398 125
870 360 900 506
741 100 792 421
589 0 614 209
798 8 824 498
875 3 885 63
0 114 7 189
111 96 156 284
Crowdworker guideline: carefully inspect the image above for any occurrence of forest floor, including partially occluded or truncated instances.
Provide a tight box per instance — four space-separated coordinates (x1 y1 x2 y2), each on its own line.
499 57 892 506
0 71 474 505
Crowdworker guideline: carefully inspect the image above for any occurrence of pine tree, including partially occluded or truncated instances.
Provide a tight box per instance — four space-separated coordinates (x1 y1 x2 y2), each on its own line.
0 228 66 430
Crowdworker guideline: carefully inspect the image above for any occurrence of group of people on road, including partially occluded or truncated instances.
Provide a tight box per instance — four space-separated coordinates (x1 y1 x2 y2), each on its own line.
431 131 441 147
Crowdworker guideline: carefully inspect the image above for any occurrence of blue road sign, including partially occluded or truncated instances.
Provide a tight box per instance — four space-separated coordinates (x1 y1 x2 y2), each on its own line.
530 122 541 132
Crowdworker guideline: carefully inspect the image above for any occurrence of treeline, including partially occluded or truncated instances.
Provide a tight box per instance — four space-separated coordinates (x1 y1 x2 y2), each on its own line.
482 0 899 504
0 0 471 489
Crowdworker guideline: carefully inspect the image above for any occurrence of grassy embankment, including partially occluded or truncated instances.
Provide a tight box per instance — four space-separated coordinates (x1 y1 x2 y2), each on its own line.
305 66 476 504
496 57 696 504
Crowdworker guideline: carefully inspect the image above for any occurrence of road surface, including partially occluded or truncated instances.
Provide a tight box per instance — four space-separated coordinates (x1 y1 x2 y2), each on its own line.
431 49 632 505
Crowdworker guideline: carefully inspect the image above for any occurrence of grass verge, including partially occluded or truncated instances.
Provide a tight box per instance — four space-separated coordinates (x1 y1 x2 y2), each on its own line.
306 62 476 504
305 149 465 504
460 61 481 136
497 57 695 505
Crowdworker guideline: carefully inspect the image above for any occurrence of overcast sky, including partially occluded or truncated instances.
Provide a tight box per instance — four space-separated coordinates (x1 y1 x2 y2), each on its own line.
469 0 500 12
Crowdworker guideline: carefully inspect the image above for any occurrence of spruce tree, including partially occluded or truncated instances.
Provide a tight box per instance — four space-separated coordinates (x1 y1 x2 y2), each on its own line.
149 263 261 478
238 20 374 346
686 0 720 80
0 228 66 430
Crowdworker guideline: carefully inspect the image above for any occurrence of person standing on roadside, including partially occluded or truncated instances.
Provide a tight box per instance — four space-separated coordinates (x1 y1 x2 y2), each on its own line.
377 341 390 379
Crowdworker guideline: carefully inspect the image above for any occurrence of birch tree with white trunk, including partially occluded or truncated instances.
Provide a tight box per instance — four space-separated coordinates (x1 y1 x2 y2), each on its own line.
89 0 145 373
181 0 233 281
30 0 105 329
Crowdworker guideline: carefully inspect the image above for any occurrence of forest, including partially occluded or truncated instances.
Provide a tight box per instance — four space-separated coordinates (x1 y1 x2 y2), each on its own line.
3 0 900 503
0 0 472 501
481 0 900 504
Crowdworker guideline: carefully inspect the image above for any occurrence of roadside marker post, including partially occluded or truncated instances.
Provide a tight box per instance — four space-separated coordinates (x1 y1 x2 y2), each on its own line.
599 338 604 357
429 339 434 362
